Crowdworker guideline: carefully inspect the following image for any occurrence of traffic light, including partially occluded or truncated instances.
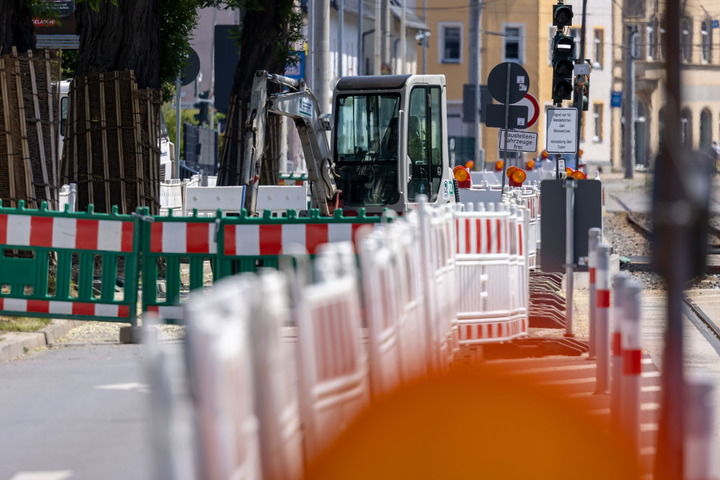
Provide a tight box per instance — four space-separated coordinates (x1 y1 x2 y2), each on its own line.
194 90 210 126
553 3 573 28
552 33 575 103
574 74 589 111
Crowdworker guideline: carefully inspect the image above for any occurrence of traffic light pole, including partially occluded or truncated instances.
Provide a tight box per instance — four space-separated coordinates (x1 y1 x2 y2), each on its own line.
573 0 588 170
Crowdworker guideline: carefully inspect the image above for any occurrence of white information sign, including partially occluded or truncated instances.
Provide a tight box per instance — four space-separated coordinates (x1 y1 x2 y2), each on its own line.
498 130 538 152
545 108 578 153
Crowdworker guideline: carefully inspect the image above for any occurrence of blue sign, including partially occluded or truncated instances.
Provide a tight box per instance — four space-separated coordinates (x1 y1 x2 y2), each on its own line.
712 19 719 29
285 51 306 80
611 91 622 108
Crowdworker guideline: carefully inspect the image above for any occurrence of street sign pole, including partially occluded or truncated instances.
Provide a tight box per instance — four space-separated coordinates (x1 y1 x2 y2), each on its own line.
501 62 512 193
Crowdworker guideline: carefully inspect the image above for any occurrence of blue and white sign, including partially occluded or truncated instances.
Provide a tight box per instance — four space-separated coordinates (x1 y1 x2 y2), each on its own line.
285 51 306 80
611 91 622 108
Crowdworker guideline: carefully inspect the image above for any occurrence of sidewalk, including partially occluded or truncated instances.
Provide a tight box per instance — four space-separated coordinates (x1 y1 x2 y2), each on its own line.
0 320 85 362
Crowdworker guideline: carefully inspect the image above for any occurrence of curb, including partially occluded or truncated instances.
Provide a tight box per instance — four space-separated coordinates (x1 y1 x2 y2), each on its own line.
0 319 85 362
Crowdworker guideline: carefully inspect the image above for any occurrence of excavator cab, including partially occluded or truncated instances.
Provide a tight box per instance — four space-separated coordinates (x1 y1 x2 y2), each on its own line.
333 75 455 214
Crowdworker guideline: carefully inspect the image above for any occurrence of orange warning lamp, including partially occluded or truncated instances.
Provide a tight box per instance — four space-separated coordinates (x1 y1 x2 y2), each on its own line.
525 160 536 170
541 150 550 159
506 166 526 186
465 160 475 170
494 160 504 171
565 167 575 177
571 170 587 180
453 165 471 188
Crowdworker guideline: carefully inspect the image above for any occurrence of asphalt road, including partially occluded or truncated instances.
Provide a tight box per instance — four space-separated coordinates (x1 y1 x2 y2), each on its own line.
0 343 155 480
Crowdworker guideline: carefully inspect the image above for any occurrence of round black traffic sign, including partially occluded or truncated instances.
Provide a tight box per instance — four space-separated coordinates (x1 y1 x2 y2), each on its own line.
487 62 530 104
181 48 201 86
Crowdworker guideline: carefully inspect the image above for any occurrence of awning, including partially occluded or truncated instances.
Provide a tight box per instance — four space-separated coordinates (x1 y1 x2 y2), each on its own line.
390 4 429 31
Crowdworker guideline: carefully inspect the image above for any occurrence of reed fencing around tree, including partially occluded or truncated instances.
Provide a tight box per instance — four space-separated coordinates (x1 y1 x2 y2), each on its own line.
0 48 62 210
60 70 162 214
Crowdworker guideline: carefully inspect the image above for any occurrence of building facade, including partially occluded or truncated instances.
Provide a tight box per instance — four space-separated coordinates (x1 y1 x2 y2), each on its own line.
422 0 613 170
612 0 720 172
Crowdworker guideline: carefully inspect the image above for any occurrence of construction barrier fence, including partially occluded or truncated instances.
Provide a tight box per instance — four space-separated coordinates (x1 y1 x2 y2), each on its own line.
0 186 540 341
0 201 140 324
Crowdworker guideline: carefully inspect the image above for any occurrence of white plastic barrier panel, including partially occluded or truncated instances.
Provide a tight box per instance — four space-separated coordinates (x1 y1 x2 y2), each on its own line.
386 215 429 382
418 199 458 368
184 185 246 216
160 180 184 216
247 271 304 480
292 242 370 461
256 185 308 215
183 278 262 480
358 225 403 397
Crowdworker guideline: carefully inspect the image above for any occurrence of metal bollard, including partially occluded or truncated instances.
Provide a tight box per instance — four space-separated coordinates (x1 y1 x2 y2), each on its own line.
620 281 642 453
685 377 716 480
594 243 611 394
588 227 602 359
610 271 631 433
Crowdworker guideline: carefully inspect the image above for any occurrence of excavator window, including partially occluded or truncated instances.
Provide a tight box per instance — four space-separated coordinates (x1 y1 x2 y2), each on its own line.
407 86 443 202
334 94 400 207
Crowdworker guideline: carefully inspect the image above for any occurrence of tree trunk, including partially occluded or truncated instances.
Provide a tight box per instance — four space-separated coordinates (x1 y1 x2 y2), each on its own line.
66 0 163 213
0 0 35 55
217 1 297 187
75 0 161 89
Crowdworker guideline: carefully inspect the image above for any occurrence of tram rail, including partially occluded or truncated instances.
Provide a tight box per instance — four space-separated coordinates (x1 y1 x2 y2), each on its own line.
610 194 720 273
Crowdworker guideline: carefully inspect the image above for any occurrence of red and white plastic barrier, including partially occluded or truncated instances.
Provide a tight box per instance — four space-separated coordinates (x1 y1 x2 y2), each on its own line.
454 202 528 345
620 280 642 452
0 212 135 251
610 271 631 433
183 278 263 480
595 243 611 394
292 241 370 460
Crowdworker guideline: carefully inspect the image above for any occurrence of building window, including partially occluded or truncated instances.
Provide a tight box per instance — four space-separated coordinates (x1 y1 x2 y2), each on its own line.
702 21 711 63
593 103 603 142
647 24 656 60
701 109 712 148
681 19 692 63
592 29 604 69
659 20 666 60
681 109 692 146
630 29 641 59
440 23 462 63
503 25 524 63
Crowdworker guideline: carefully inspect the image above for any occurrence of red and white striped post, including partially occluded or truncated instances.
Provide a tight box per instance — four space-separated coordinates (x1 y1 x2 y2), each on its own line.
588 227 602 359
611 271 631 433
594 243 611 394
685 377 716 480
620 281 642 452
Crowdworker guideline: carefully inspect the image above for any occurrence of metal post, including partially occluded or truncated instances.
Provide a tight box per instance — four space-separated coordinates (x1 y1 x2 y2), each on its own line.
357 0 363 75
500 63 512 195
594 243 611 394
314 0 331 112
174 75 181 180
611 271 631 434
374 0 382 74
685 378 716 480
564 178 576 336
588 227 601 358
469 0 484 168
399 0 406 74
68 182 77 213
422 0 427 74
338 0 344 78
622 25 635 179
620 280 642 454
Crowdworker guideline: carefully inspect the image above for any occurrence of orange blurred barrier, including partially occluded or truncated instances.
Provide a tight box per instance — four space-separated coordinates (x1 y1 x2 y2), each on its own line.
305 364 641 480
